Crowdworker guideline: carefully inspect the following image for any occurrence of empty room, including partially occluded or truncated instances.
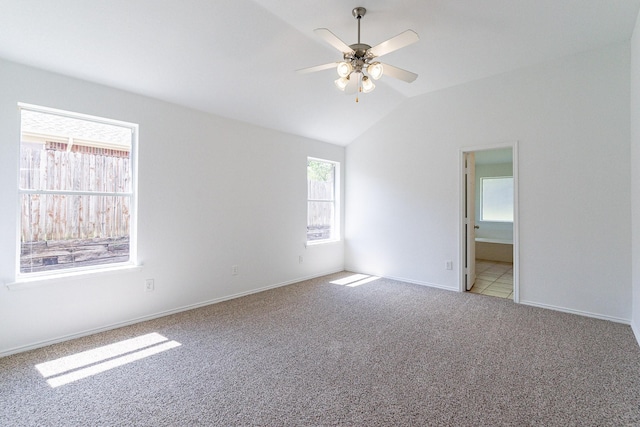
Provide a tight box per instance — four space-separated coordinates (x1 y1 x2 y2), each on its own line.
2 1 640 425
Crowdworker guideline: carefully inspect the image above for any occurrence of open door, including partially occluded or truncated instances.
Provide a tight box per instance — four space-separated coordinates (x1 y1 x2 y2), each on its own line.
461 143 518 301
464 152 476 291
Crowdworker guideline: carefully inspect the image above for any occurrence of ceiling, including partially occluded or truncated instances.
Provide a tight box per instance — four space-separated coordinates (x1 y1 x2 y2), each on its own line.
1 1 639 146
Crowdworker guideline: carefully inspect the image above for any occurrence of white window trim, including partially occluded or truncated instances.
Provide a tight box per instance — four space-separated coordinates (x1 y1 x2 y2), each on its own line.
15 103 139 281
6 263 143 290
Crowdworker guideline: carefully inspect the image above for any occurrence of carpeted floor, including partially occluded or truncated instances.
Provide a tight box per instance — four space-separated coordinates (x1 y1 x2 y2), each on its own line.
1 272 639 426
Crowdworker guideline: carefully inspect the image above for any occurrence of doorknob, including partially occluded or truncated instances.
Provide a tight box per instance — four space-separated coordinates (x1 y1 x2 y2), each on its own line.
474 225 479 229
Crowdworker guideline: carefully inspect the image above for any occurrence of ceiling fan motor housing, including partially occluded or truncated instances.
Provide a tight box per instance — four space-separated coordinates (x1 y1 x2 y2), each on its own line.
347 43 372 58
344 43 374 73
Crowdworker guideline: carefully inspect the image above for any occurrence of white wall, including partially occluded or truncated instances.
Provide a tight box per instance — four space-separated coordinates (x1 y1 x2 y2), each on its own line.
475 162 513 242
0 59 345 356
346 43 631 322
631 10 640 342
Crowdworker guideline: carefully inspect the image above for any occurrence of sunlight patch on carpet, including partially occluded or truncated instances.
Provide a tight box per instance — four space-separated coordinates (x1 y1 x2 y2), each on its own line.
35 332 181 388
330 274 380 287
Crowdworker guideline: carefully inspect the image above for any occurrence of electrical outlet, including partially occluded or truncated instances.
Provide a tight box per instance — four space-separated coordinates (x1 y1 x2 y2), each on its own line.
445 261 453 270
298 256 304 264
231 265 239 275
145 279 155 292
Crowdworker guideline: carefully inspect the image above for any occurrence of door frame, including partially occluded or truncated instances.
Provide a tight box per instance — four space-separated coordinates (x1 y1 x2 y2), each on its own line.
464 152 477 291
458 141 520 302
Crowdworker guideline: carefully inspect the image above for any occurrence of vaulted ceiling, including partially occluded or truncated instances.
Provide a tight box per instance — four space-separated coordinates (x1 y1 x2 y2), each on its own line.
1 1 639 145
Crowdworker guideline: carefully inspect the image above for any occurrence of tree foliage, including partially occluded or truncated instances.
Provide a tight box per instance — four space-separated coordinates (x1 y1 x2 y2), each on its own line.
307 160 334 182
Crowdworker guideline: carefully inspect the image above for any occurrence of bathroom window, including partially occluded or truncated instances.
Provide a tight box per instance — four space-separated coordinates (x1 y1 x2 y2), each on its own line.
481 176 513 222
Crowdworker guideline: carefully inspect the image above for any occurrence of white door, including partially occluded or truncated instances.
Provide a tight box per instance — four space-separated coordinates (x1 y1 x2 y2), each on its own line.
465 152 476 291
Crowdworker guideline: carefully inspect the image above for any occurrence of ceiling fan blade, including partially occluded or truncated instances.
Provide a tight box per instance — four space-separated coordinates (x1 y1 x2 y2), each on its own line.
296 62 339 74
380 63 418 83
368 30 419 58
314 28 354 55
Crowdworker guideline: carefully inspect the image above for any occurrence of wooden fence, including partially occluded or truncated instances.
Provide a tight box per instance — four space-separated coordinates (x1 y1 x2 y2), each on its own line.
307 180 334 240
20 147 131 243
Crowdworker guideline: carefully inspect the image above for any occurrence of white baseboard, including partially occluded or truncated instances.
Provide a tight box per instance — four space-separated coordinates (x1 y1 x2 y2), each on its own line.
632 319 640 347
342 268 458 292
519 299 631 325
5 271 633 358
373 278 632 329
380 274 457 292
0 269 343 358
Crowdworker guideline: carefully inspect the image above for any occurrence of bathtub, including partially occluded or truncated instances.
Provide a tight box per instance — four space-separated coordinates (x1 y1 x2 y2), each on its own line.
475 237 513 262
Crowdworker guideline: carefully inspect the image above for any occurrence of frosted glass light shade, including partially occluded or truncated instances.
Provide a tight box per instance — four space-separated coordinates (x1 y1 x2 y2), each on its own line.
336 62 353 78
367 62 383 80
334 77 349 91
362 76 375 93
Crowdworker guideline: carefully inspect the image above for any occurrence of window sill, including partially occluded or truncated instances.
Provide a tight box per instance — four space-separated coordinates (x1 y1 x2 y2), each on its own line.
306 239 342 247
6 263 143 291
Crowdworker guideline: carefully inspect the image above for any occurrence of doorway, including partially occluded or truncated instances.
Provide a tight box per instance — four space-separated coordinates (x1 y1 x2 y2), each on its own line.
460 144 518 301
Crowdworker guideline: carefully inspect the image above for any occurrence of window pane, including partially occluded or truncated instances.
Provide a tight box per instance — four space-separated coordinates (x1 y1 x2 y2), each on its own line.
481 177 513 222
307 201 334 241
20 193 131 273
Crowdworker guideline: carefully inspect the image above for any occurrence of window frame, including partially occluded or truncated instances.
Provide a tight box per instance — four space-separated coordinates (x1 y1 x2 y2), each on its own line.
306 157 340 244
480 175 514 223
15 103 139 281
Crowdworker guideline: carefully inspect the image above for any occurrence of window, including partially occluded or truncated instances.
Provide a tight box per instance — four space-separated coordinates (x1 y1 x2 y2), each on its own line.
307 158 339 242
18 104 137 277
481 176 513 222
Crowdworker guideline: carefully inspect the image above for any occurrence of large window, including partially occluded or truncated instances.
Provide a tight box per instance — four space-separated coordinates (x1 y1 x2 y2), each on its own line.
481 176 513 222
18 104 137 277
307 158 339 242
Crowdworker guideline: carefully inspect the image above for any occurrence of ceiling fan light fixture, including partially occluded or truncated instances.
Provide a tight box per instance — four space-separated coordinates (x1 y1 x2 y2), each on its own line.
336 61 353 77
367 62 384 80
362 76 375 93
297 6 419 98
334 76 350 91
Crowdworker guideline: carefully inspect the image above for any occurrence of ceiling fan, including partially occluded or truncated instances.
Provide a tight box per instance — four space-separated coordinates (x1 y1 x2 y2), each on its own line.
297 7 419 102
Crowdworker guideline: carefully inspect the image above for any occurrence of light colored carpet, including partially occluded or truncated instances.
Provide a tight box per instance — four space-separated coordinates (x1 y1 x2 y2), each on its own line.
1 272 639 426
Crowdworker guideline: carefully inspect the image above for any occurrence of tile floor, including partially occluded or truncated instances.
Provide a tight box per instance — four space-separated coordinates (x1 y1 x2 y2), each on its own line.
468 259 513 299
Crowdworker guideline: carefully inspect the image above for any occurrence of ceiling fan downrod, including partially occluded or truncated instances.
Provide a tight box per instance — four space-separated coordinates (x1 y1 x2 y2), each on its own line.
352 7 367 103
353 7 366 44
